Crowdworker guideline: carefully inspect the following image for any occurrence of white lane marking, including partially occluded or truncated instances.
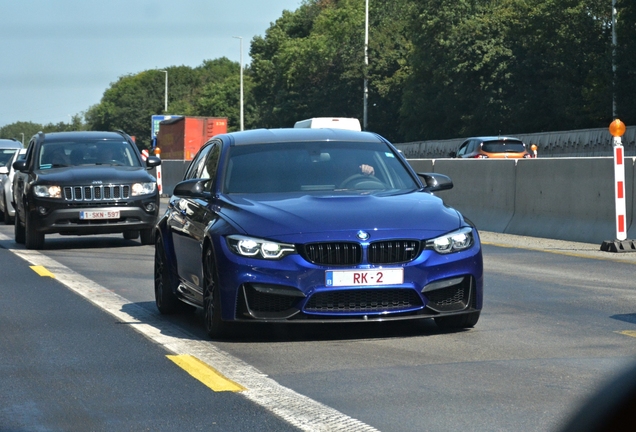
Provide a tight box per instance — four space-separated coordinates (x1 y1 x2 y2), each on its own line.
0 233 378 432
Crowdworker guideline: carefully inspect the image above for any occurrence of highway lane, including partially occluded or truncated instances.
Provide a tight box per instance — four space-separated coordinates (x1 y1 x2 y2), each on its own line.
0 242 299 432
1 224 636 431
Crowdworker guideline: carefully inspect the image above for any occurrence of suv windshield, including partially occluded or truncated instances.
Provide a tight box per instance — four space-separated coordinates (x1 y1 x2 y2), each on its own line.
481 140 526 153
38 140 140 169
224 141 417 194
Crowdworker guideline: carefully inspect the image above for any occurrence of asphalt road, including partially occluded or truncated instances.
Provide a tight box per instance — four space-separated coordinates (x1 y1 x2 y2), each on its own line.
1 223 636 432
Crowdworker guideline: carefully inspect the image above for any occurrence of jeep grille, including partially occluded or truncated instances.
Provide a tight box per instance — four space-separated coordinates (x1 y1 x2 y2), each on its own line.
63 185 131 201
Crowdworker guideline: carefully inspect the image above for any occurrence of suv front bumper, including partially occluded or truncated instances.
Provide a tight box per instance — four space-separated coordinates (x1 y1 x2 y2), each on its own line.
26 195 159 235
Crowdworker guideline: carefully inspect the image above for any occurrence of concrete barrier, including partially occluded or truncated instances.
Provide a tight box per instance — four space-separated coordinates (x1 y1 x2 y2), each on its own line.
432 159 517 232
504 158 634 244
405 159 434 173
403 157 636 244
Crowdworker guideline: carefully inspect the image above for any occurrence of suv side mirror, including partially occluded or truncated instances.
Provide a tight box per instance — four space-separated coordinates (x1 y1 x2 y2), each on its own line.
449 151 457 158
13 160 27 172
417 172 453 192
146 156 161 169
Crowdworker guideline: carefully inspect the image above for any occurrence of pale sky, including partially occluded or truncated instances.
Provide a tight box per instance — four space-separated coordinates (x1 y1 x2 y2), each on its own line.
0 0 302 127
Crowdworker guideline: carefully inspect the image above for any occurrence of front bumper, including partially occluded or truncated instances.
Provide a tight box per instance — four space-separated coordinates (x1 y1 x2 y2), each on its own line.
27 195 159 235
212 234 484 323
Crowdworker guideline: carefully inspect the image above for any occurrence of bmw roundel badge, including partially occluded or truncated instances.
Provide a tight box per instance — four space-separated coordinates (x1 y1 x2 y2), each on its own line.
357 230 370 240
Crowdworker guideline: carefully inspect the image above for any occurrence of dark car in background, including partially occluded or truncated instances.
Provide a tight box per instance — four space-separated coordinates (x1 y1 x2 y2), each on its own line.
154 128 483 339
12 131 161 249
451 136 531 159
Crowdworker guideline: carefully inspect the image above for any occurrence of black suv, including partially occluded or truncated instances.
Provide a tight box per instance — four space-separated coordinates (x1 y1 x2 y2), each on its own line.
12 131 161 249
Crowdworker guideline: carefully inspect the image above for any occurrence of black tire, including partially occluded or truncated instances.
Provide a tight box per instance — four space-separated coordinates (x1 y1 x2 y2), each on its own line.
434 311 480 329
14 212 25 244
139 228 153 245
25 212 44 250
123 230 139 240
203 246 230 339
3 197 14 225
154 236 179 314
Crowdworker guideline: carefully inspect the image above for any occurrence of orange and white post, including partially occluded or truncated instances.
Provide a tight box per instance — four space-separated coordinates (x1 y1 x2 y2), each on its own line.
154 147 163 195
610 119 627 241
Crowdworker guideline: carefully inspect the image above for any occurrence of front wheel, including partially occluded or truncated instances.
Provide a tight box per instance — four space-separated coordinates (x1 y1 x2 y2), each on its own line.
434 311 480 329
25 212 45 250
14 212 25 244
154 236 179 314
203 247 230 339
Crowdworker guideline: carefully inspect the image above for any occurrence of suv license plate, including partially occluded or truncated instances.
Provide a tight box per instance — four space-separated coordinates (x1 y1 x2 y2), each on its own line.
326 268 403 287
80 210 120 220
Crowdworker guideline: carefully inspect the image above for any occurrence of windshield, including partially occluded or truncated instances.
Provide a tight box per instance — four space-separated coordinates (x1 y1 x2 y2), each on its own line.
223 141 418 194
481 140 526 153
0 149 18 166
38 140 141 169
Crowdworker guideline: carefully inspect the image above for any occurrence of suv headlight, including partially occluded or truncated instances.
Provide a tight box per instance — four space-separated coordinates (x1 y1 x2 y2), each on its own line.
425 227 474 254
131 182 156 196
227 235 296 260
34 185 62 198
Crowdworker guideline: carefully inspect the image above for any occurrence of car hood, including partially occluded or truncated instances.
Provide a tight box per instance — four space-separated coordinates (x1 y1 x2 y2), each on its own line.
220 192 463 241
34 166 155 184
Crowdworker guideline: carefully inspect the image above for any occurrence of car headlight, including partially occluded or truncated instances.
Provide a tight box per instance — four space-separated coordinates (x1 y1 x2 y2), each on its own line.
425 227 474 254
34 185 62 198
131 182 156 196
227 235 296 260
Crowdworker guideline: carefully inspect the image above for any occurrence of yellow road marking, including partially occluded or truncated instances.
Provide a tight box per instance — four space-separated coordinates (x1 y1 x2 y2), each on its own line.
30 265 55 278
167 354 245 392
618 330 636 338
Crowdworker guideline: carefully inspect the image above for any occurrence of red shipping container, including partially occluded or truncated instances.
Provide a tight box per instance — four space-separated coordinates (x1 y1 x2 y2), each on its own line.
156 116 228 160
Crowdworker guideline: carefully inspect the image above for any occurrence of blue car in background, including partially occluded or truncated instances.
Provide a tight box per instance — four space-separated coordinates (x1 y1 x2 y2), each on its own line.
154 128 483 338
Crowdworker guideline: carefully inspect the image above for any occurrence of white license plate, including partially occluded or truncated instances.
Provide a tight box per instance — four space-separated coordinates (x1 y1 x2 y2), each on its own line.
79 210 120 220
326 268 404 287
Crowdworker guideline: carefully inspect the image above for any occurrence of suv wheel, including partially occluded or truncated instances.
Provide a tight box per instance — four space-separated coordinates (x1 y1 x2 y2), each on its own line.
123 230 139 240
25 212 45 249
14 213 25 244
140 228 153 245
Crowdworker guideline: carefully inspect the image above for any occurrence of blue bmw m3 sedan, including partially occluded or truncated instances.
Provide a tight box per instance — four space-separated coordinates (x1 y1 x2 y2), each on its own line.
154 128 483 338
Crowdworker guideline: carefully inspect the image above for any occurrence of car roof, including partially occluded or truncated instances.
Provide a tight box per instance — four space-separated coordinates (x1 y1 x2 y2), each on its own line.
38 131 131 143
213 128 387 146
468 136 524 143
0 139 23 149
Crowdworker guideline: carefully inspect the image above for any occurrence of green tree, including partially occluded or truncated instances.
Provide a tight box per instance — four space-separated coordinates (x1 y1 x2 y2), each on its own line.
401 0 613 141
616 0 636 124
250 0 413 140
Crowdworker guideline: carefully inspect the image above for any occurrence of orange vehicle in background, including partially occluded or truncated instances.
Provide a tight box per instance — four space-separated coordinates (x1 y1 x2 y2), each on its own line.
451 136 531 159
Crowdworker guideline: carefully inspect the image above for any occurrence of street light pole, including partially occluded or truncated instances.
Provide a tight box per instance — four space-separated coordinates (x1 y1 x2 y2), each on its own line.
233 36 244 131
160 70 168 113
612 0 617 119
363 0 369 131
20 133 24 146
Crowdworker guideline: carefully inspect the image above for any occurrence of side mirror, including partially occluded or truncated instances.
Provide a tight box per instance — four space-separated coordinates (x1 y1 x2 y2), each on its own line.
449 151 457 158
146 156 161 169
417 172 453 192
13 160 27 172
173 179 209 198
